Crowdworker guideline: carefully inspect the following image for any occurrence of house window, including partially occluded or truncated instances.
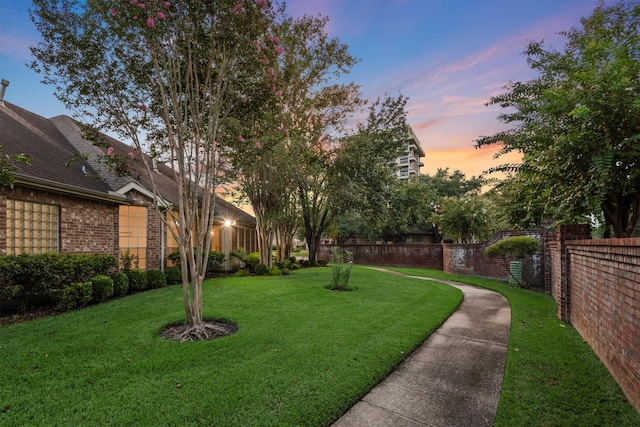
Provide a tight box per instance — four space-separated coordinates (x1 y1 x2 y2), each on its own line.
6 199 59 254
119 206 147 269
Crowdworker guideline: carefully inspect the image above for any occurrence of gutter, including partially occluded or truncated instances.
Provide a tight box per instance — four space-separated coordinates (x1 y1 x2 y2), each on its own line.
13 174 131 204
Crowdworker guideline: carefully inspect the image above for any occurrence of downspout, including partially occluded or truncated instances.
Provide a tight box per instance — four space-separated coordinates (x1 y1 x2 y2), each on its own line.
161 209 165 271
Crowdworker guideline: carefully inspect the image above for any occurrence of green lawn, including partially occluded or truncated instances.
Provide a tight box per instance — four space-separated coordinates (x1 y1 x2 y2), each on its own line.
0 267 461 426
387 267 640 427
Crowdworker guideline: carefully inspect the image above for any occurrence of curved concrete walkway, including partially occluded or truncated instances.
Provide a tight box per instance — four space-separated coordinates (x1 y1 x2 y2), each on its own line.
332 270 511 427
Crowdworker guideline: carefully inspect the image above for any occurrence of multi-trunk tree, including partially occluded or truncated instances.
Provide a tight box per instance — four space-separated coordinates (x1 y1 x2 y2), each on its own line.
30 0 277 340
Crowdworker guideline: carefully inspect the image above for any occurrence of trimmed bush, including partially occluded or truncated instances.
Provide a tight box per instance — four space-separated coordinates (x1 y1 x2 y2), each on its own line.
50 282 93 312
147 269 167 289
126 269 148 292
91 275 114 303
484 236 540 258
111 272 129 296
317 259 329 267
164 267 182 286
254 263 268 276
0 253 117 311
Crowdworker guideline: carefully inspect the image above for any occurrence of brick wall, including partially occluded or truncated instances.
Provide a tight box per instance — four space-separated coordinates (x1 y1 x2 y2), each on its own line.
318 244 443 269
559 236 640 412
0 186 119 257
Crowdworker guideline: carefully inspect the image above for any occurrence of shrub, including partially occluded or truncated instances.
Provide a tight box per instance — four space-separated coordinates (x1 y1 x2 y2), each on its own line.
484 236 540 258
111 272 129 296
206 251 226 275
230 248 247 261
233 269 250 277
147 269 167 289
93 255 118 275
245 252 261 272
0 253 118 311
254 263 268 276
167 250 225 276
126 269 148 292
267 266 282 276
317 259 329 267
484 236 540 287
50 281 93 312
301 260 311 268
164 266 182 286
91 275 114 303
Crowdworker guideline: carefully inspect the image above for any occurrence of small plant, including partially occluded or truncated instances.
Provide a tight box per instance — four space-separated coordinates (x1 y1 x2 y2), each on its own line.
120 250 138 271
126 269 148 292
164 266 182 286
167 250 181 266
111 272 129 296
147 269 167 289
90 275 114 303
254 263 268 276
327 247 354 291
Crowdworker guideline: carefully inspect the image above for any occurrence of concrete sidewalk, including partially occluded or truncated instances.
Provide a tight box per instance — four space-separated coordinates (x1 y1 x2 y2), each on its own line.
332 272 511 427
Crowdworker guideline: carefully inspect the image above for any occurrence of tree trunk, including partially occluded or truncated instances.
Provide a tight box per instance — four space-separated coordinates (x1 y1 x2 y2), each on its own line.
602 193 640 238
255 214 274 267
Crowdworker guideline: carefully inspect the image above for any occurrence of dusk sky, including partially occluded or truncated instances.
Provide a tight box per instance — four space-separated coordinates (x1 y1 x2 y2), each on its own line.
0 0 614 179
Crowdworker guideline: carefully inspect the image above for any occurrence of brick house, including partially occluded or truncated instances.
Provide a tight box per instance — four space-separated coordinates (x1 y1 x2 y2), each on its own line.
0 101 257 270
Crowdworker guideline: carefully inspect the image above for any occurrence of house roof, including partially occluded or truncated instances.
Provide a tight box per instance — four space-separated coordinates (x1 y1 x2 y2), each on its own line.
49 114 256 227
1 101 256 227
0 102 117 199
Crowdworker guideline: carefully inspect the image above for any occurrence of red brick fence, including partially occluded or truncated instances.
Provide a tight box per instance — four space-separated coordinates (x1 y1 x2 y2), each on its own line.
321 225 640 411
546 225 640 412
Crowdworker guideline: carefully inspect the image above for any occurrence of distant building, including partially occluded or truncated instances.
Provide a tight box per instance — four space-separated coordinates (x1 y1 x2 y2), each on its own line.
396 126 425 180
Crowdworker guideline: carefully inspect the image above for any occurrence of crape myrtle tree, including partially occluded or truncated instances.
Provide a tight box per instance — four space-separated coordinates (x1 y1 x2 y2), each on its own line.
30 0 277 340
476 1 640 237
229 13 362 266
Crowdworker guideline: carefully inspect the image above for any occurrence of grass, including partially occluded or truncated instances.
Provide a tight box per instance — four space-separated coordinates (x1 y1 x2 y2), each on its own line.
0 266 461 426
386 267 640 427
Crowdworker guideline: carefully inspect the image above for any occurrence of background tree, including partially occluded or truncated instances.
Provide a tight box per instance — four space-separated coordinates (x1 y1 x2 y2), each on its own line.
431 194 496 243
226 13 361 266
419 168 485 242
30 0 276 340
476 1 640 237
330 95 408 235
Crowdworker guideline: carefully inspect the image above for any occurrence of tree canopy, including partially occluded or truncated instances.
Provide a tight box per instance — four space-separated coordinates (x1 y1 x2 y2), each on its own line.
476 1 640 237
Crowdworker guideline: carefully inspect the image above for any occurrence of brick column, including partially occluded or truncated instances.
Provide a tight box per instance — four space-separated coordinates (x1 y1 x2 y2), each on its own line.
555 224 591 322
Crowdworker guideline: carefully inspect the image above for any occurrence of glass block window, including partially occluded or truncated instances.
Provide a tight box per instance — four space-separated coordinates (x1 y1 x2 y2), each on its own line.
6 199 59 254
119 205 147 269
